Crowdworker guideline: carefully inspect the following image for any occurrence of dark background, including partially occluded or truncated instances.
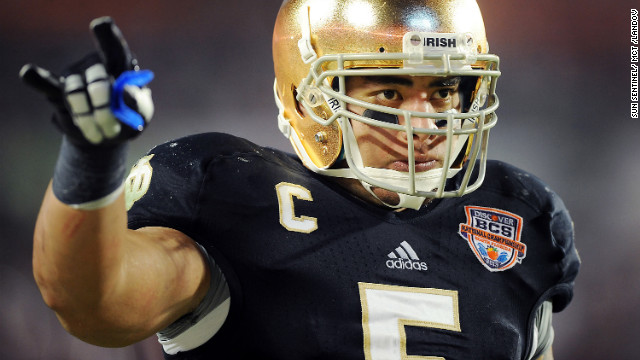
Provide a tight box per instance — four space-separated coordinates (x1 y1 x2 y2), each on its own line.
1 1 638 359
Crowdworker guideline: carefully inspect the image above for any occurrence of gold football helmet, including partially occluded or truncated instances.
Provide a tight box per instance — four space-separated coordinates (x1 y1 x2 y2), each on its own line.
273 0 500 209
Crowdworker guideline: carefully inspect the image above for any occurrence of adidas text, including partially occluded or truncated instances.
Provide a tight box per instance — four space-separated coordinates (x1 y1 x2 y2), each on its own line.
386 259 428 271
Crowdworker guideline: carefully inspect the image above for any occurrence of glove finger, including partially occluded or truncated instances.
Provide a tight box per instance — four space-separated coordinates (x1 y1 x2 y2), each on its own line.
84 62 109 88
64 73 106 145
90 16 135 77
72 113 104 145
64 74 91 115
19 64 63 99
86 77 111 108
123 85 154 122
86 72 122 139
94 108 121 139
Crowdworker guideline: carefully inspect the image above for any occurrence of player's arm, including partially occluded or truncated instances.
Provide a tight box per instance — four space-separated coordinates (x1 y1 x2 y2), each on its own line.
24 17 210 347
34 185 209 347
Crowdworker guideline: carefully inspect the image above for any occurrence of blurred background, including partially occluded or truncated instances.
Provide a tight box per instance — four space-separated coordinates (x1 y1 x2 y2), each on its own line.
1 0 638 359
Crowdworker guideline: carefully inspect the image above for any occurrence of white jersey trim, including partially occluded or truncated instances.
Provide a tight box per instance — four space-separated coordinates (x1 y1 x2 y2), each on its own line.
527 300 554 360
159 297 231 355
67 183 124 210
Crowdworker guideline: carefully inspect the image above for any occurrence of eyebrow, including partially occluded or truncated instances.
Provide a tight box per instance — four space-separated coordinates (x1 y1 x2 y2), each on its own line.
430 76 461 87
356 75 461 87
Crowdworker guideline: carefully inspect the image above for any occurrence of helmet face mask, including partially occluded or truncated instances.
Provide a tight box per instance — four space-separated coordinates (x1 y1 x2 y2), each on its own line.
273 0 500 209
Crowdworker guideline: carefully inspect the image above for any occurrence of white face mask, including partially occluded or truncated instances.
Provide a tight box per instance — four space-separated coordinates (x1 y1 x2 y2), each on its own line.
337 108 473 210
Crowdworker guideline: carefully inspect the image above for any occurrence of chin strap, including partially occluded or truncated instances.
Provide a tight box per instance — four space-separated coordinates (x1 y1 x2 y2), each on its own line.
360 182 427 210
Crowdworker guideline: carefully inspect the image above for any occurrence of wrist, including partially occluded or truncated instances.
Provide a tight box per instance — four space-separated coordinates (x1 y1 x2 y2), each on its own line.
52 136 129 210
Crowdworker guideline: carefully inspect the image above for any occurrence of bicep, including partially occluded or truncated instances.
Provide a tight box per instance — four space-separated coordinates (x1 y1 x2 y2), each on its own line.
72 226 211 347
117 226 211 335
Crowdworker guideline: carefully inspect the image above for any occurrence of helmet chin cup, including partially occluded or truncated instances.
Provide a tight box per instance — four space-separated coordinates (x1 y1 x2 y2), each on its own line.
361 182 428 210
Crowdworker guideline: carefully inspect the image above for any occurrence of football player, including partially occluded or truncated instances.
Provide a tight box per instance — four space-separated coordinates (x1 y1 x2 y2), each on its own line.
23 1 579 359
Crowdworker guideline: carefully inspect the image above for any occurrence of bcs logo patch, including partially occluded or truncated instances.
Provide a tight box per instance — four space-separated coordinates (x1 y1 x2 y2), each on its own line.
458 206 526 272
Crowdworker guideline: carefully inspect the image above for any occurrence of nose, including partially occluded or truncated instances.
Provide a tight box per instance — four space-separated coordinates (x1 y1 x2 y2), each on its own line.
397 97 440 145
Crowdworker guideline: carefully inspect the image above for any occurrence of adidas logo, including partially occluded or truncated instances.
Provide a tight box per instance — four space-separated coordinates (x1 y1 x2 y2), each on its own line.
386 241 428 271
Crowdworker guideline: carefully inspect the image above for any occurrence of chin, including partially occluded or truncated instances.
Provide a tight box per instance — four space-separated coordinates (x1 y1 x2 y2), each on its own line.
372 188 401 207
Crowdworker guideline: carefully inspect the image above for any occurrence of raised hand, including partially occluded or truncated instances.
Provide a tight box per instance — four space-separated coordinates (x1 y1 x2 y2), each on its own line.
20 16 154 147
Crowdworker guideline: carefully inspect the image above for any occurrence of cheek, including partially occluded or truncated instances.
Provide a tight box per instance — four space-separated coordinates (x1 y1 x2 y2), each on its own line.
350 120 369 138
426 134 460 159
351 122 378 155
350 121 401 166
351 121 393 146
346 103 404 166
347 104 383 164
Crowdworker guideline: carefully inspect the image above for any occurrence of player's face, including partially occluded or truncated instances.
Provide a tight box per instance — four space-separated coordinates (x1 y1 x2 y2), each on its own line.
345 75 463 205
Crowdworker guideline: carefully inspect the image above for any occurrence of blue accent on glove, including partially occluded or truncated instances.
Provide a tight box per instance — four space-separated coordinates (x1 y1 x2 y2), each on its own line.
111 69 154 131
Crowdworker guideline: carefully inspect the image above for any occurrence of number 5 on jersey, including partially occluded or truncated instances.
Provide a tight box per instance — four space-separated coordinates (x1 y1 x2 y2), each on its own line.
359 282 461 360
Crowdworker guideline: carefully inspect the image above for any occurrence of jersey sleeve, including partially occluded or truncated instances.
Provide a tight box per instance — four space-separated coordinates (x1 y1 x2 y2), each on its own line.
479 161 581 358
482 161 581 313
125 136 210 233
544 191 580 312
125 132 273 233
124 133 239 354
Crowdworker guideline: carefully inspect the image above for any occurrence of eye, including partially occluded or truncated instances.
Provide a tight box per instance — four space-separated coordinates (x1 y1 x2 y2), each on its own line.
432 88 455 100
376 89 400 102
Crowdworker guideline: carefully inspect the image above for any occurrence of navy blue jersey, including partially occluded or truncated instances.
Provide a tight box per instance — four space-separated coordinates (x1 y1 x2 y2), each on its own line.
126 133 579 360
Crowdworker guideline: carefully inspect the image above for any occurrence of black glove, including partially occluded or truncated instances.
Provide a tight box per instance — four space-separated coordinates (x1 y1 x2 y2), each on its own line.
19 16 154 147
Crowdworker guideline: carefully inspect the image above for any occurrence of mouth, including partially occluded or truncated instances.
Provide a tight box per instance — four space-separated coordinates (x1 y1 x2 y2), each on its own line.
391 159 439 172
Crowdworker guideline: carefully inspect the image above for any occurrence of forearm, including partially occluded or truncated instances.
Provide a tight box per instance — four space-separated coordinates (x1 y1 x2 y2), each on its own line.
33 182 129 315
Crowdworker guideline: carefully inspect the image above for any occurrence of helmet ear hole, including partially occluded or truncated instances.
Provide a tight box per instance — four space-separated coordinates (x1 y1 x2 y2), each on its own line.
452 137 472 168
331 76 340 91
459 76 480 113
